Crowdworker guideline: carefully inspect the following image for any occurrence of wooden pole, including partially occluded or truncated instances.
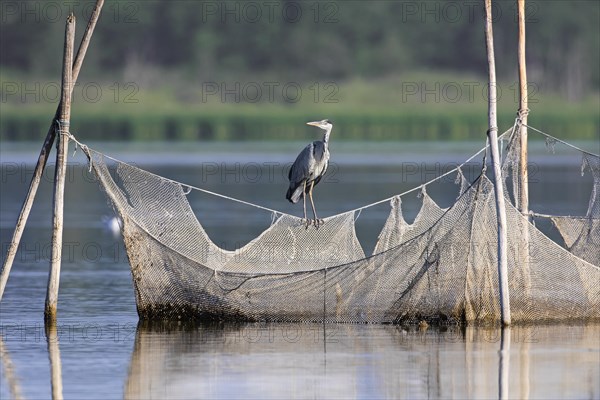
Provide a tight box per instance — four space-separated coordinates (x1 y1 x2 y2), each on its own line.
0 0 104 302
484 0 511 326
517 0 531 296
45 14 76 321
518 0 529 217
72 0 105 86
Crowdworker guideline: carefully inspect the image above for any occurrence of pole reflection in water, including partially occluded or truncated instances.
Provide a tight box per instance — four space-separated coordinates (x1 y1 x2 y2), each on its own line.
124 323 544 399
1 322 598 399
45 322 64 400
0 336 24 400
499 327 511 400
124 321 600 400
520 328 531 400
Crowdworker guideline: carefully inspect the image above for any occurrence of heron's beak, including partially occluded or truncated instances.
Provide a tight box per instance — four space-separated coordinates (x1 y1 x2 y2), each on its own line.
306 121 320 127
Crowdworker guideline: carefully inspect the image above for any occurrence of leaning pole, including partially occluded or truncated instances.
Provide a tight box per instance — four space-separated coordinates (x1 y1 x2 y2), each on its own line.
0 0 105 304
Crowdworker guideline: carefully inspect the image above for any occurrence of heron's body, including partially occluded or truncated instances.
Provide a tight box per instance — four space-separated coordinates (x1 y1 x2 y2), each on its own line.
286 140 330 203
286 119 333 227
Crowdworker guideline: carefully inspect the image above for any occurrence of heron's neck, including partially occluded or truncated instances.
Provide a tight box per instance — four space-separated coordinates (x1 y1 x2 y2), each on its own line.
323 127 332 146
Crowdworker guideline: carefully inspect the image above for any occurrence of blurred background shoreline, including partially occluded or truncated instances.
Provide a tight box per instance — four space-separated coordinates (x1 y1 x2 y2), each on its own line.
1 0 598 142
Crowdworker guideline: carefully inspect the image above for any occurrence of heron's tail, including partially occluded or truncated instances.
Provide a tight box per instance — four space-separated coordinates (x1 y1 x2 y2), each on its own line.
286 185 303 204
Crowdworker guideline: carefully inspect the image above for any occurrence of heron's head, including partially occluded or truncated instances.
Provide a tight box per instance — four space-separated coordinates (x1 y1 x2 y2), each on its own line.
306 119 333 132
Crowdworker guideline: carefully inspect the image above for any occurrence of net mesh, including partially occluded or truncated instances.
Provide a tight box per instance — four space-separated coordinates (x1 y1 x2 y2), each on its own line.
86 124 599 324
550 152 600 266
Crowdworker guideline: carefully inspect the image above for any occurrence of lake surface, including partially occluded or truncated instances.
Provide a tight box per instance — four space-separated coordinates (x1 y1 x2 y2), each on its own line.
1 140 599 399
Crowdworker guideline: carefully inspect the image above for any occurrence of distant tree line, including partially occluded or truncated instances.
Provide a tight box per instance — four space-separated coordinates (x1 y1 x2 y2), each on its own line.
1 0 598 100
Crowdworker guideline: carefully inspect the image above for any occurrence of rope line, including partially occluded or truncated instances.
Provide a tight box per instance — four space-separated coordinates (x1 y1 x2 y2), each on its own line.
61 122 580 218
344 128 511 214
88 148 291 217
56 122 93 172
522 123 599 157
55 123 288 215
530 211 597 220
517 108 530 120
65 128 510 217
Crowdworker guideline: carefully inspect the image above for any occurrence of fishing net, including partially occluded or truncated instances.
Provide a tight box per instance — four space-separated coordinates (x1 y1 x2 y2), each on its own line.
549 152 599 266
84 123 599 324
502 128 600 267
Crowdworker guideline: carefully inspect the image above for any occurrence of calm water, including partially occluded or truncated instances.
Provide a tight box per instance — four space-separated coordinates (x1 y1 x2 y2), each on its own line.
1 140 599 399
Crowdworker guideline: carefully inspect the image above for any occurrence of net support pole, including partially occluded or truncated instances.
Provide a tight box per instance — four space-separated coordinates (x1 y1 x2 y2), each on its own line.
518 0 529 217
484 0 511 326
517 0 531 282
0 0 104 303
45 14 76 322
517 0 532 290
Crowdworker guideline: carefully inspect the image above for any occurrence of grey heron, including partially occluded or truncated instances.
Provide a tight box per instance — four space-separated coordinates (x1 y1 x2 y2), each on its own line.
286 119 333 228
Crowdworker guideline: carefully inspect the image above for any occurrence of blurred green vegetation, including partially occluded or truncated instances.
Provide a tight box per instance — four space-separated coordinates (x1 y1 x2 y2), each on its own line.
1 0 598 141
2 71 598 141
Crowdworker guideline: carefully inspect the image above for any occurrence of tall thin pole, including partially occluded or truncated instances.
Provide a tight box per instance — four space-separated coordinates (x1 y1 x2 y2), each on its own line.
517 0 531 296
518 0 529 216
45 14 76 321
484 0 511 326
0 0 104 302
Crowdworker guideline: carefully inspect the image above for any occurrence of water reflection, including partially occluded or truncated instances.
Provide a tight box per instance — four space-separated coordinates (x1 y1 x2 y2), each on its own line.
0 323 66 400
499 328 510 400
0 321 598 399
121 322 598 399
0 151 598 399
520 334 531 400
45 323 64 400
0 336 24 400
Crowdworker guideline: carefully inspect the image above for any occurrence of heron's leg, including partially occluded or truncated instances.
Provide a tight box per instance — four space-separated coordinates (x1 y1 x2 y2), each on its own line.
302 180 310 228
308 181 323 228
